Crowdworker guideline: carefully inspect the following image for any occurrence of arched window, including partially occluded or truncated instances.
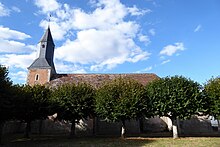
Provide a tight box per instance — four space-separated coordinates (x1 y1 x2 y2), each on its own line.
35 74 39 81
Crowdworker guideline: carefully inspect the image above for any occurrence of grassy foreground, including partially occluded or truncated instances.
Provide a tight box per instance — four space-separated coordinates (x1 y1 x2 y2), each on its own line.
1 135 220 147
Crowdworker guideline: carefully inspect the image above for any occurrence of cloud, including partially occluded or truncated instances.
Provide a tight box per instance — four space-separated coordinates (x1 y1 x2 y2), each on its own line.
10 71 27 83
159 42 184 56
55 61 87 74
55 28 150 71
135 66 152 73
161 59 171 65
194 24 202 32
0 26 31 40
0 26 34 53
0 26 36 81
138 34 150 43
34 0 60 13
0 2 10 16
11 6 21 13
0 39 36 53
149 29 155 36
0 53 36 69
127 5 151 16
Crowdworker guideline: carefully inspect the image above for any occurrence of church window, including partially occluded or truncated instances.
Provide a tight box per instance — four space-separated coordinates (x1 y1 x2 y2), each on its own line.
35 74 39 81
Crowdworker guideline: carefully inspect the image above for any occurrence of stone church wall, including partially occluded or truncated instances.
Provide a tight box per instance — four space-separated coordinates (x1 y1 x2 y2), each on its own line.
2 116 218 136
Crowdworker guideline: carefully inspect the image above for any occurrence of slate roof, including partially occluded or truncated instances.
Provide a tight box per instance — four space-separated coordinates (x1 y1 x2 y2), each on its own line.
40 27 55 46
28 58 51 69
49 73 159 88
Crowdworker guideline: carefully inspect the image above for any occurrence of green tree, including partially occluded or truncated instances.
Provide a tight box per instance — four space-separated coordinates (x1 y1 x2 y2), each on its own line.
0 65 13 143
204 77 220 131
51 83 95 136
14 84 51 138
95 78 148 139
145 76 205 138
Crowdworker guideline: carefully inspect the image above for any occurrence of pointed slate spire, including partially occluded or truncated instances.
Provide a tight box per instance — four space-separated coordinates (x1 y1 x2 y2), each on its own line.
28 26 56 74
39 26 55 46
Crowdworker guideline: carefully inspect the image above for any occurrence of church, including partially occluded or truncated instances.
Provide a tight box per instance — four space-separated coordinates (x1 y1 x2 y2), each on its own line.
27 26 158 87
24 27 217 136
25 26 162 135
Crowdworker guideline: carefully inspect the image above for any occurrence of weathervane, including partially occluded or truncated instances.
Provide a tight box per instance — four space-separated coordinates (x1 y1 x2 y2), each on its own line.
48 14 51 27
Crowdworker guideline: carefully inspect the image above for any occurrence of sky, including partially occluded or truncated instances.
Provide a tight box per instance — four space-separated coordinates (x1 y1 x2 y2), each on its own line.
0 0 220 85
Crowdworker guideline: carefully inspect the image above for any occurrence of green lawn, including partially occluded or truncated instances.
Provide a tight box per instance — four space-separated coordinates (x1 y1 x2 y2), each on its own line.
1 135 220 147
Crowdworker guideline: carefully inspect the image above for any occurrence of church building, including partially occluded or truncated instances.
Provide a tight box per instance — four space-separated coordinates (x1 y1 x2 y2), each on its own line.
27 27 158 87
25 27 215 136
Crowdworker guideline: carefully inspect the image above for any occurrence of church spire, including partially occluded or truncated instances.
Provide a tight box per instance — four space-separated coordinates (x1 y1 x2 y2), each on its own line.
27 27 56 85
39 26 54 46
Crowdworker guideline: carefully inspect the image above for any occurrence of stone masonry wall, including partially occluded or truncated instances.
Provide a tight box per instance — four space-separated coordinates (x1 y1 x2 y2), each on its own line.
27 69 50 86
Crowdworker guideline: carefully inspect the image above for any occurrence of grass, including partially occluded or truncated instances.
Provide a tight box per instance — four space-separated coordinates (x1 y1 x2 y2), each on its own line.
1 134 220 147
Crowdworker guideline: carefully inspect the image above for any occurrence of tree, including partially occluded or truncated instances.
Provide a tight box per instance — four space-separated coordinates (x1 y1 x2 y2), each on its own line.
204 77 220 131
51 83 95 136
14 84 51 138
95 78 148 139
145 76 205 138
0 65 13 143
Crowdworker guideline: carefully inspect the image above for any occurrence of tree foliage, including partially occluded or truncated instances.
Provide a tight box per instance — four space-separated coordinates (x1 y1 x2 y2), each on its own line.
15 85 51 121
145 76 206 138
204 77 220 119
0 65 13 143
14 84 51 138
0 65 13 121
51 83 95 136
95 77 148 122
145 76 204 120
95 78 148 138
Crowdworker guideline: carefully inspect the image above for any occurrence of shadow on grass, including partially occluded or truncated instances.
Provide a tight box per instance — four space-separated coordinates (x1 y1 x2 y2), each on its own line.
1 134 155 147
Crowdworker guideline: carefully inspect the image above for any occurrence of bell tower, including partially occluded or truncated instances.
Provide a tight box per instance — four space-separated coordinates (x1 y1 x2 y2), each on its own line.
27 27 56 86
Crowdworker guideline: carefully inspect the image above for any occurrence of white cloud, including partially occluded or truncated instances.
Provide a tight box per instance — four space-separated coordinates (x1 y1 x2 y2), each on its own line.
135 66 152 73
194 24 202 32
159 42 184 56
128 5 151 16
0 39 36 53
149 29 155 36
55 60 87 73
0 26 34 53
0 26 31 40
55 28 150 71
138 34 150 43
0 53 36 69
34 0 60 13
161 59 171 65
0 2 10 16
11 6 21 13
10 71 27 83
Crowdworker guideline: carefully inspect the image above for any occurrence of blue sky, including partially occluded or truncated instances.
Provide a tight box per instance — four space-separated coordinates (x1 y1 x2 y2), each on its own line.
0 0 220 85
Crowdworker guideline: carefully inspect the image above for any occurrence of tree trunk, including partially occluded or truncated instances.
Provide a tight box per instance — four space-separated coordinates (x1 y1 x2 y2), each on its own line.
0 121 5 144
217 119 220 133
172 118 179 139
176 117 181 135
92 117 97 136
139 118 143 133
70 119 75 137
121 120 126 139
24 121 31 138
38 119 43 135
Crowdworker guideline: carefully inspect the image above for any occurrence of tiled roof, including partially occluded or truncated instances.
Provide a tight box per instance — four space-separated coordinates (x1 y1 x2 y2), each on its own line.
49 73 159 88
